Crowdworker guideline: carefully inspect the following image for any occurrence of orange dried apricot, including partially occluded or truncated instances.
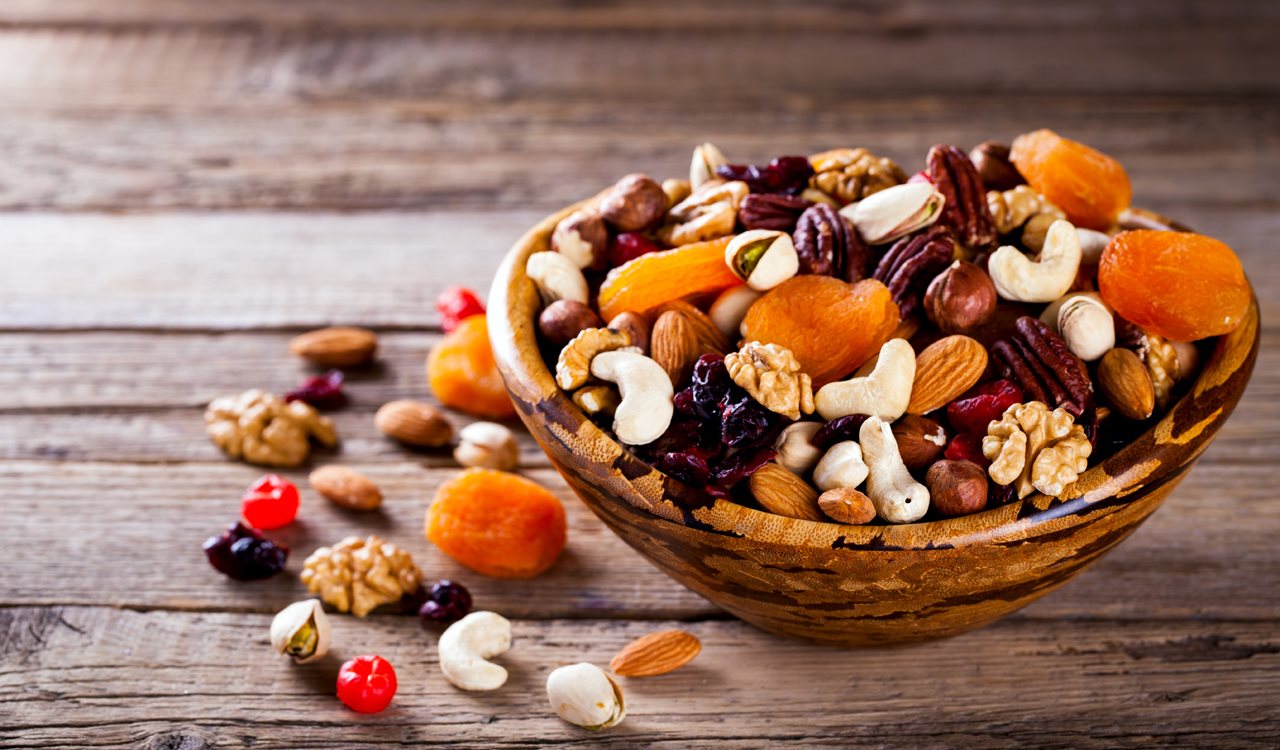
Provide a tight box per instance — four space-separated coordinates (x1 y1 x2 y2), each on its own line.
1010 129 1131 231
426 314 517 419
1098 230 1249 341
741 275 900 386
426 468 567 578
597 236 742 321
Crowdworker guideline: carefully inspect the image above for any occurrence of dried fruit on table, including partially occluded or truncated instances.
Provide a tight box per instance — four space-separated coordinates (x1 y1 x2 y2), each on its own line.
436 286 487 333
240 473 300 530
740 275 900 386
204 522 288 581
284 369 345 409
1009 129 1131 231
427 468 567 578
301 535 423 617
1098 230 1249 341
418 579 474 625
427 314 518 419
205 389 337 468
337 655 398 714
597 236 742 321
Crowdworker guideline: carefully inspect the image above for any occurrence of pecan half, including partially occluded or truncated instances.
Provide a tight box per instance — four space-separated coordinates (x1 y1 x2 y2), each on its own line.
992 316 1094 419
927 144 998 250
792 203 870 281
872 225 955 318
739 194 813 232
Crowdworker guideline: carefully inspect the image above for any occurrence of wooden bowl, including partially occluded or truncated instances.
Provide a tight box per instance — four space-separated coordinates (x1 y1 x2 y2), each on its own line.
489 200 1259 646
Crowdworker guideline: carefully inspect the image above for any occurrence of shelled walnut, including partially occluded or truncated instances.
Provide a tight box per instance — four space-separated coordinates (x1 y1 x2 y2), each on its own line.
204 389 337 468
983 401 1091 499
301 535 423 618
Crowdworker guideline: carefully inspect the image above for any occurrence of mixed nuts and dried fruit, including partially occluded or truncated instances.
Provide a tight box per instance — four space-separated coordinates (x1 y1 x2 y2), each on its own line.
199 286 694 728
530 130 1249 524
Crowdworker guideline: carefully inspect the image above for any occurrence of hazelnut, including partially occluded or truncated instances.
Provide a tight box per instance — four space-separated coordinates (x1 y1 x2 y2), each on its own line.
598 173 667 232
551 210 608 271
924 260 998 335
662 178 692 208
607 311 651 355
891 414 947 471
454 422 519 471
925 460 989 517
538 300 603 349
817 487 877 525
968 141 1024 192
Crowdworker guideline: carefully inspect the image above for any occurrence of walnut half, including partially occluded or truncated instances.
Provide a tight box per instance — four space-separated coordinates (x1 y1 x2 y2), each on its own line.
301 535 423 618
982 401 1091 499
725 342 814 420
204 389 337 468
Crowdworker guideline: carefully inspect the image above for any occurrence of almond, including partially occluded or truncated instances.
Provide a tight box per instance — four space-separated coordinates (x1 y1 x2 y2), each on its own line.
1097 347 1155 420
650 310 698 386
817 487 876 524
309 466 382 511
748 462 822 521
289 326 378 367
654 300 730 354
374 400 453 447
907 335 988 415
609 629 701 677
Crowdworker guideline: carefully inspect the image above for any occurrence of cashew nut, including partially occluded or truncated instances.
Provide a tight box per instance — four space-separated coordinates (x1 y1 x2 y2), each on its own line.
589 350 674 446
813 440 869 492
814 338 915 421
774 421 823 475
859 416 929 523
988 219 1082 303
438 611 512 691
527 251 589 305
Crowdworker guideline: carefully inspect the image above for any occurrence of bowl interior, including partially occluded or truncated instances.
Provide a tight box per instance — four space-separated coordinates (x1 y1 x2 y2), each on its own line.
490 200 1260 551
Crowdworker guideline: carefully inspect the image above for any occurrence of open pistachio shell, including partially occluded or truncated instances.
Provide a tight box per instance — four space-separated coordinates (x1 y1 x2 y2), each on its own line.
269 599 331 664
843 182 946 245
546 662 626 730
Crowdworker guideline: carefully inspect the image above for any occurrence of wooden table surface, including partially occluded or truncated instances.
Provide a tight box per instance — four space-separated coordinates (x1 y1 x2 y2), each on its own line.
2 2 1278 748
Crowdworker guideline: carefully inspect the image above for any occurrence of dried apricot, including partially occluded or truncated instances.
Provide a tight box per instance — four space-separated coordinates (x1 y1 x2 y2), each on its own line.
1010 129 1131 231
1099 230 1249 341
740 275 900 386
598 236 742 321
426 315 517 419
426 468 566 578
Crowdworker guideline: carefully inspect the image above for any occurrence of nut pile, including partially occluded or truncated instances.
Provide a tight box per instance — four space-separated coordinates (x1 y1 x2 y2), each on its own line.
532 130 1249 524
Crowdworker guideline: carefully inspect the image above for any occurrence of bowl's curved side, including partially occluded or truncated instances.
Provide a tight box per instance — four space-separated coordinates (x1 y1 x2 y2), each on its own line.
490 200 1259 645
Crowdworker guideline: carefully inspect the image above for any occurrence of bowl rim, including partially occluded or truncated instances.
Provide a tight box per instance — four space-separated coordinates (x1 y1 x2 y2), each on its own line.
490 196 1260 552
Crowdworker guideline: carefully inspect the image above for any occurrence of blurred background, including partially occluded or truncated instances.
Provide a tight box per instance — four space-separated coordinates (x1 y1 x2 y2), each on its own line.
2 2 1277 748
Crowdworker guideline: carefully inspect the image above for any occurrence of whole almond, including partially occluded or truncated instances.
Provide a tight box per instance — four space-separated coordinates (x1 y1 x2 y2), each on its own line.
650 310 698 386
817 487 876 524
374 400 453 447
610 629 701 677
309 466 382 511
654 300 730 354
748 463 822 521
289 326 378 367
907 335 988 414
1097 347 1155 420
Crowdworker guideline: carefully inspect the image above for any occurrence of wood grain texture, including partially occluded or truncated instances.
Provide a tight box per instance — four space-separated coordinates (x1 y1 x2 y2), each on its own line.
3 606 1278 749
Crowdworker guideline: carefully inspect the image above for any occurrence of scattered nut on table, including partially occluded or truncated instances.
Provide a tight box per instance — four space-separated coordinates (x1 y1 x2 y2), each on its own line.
374 399 454 447
309 465 383 511
438 611 512 691
300 535 422 617
205 389 337 468
288 326 378 367
269 599 330 664
546 662 626 730
454 422 519 471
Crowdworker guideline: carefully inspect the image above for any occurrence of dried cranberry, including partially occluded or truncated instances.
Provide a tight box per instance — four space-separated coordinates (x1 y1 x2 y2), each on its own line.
203 522 288 581
418 580 473 625
689 354 732 421
435 286 486 333
811 414 870 450
645 417 719 460
721 396 780 448
711 446 777 488
946 379 1024 435
716 155 814 195
240 474 300 530
990 481 1019 507
608 232 661 266
285 369 345 409
944 433 990 468
659 452 711 486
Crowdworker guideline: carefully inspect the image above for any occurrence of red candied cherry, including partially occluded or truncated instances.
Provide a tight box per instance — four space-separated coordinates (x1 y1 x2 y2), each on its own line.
608 232 662 267
240 474 300 530
337 655 398 714
436 286 487 333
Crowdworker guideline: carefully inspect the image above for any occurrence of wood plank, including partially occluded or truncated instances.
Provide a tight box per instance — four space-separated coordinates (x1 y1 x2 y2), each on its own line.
2 606 1278 748
3 205 1278 329
0 98 1275 211
1 459 1276 621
